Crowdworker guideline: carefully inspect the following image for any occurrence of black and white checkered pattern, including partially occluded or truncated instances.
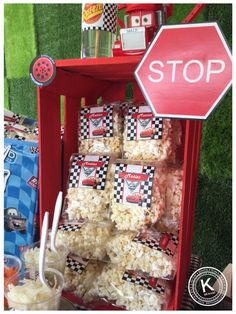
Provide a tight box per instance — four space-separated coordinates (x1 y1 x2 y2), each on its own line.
68 154 109 190
14 134 26 141
80 108 90 140
127 106 163 141
127 106 138 141
102 105 113 137
32 128 39 135
30 146 39 154
12 113 21 124
80 105 113 140
83 4 117 34
66 257 88 274
140 166 155 208
114 163 126 203
95 156 110 190
122 271 165 294
133 232 179 257
68 155 85 188
58 223 83 232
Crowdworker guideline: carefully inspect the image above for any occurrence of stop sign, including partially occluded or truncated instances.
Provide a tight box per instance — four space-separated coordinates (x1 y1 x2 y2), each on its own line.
135 22 232 119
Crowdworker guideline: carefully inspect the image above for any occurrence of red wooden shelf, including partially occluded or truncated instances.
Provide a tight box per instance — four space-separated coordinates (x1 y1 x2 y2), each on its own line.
56 56 142 81
37 56 202 310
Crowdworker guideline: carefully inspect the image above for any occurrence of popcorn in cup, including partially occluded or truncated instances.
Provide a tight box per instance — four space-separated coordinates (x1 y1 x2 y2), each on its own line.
4 268 64 310
21 240 69 275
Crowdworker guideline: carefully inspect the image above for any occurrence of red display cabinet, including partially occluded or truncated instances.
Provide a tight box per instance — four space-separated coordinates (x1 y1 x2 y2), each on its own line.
37 56 202 310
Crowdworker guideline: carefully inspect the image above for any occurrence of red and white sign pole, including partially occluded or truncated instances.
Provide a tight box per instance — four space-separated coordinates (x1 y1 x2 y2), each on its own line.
135 22 232 120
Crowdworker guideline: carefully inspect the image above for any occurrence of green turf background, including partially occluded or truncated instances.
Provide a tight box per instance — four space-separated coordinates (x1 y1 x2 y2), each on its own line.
4 4 232 271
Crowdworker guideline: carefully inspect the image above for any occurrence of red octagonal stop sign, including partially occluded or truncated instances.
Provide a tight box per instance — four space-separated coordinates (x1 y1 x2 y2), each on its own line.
135 23 232 119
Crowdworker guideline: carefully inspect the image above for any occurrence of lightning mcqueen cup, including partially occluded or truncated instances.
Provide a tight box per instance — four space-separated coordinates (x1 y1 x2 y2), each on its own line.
111 160 167 231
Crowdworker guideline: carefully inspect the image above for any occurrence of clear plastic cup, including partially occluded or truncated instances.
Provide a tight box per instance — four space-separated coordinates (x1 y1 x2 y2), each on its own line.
4 268 64 310
21 241 68 275
4 254 22 310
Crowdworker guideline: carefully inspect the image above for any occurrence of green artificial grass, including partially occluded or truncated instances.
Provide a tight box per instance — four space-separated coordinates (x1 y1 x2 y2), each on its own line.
4 78 9 109
198 4 232 179
192 175 232 271
168 3 207 23
8 77 37 119
34 4 82 60
4 4 37 79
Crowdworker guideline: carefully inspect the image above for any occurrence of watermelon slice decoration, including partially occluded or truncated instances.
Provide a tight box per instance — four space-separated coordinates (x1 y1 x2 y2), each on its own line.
30 55 56 87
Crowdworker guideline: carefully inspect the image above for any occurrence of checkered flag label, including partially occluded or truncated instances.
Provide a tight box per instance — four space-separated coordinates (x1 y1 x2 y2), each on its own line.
80 105 113 140
58 221 85 232
127 105 163 141
68 154 110 190
114 163 155 209
66 254 89 274
133 230 179 257
82 4 117 34
122 270 166 294
30 146 39 154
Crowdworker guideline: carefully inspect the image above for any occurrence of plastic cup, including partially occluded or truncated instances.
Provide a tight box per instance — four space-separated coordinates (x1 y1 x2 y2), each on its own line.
21 240 68 275
4 268 64 310
4 254 22 310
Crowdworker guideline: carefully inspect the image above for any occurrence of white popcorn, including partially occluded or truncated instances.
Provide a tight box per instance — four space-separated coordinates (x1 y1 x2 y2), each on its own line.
106 230 177 279
123 116 182 162
56 221 114 260
65 162 115 222
79 104 123 157
22 245 68 275
87 264 171 310
111 162 167 231
158 167 183 232
6 278 61 310
64 259 104 299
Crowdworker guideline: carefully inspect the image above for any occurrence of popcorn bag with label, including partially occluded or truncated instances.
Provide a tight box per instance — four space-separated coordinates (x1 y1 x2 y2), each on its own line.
56 219 114 260
123 104 182 162
106 228 179 279
64 254 105 300
87 263 172 310
111 160 167 231
65 153 115 221
78 103 123 157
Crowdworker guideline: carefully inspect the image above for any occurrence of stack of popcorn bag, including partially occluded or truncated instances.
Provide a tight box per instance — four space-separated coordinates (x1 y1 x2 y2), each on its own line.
54 100 184 310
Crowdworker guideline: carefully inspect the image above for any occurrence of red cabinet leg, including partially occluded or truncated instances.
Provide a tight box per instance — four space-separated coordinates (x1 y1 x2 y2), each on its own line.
38 88 62 229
